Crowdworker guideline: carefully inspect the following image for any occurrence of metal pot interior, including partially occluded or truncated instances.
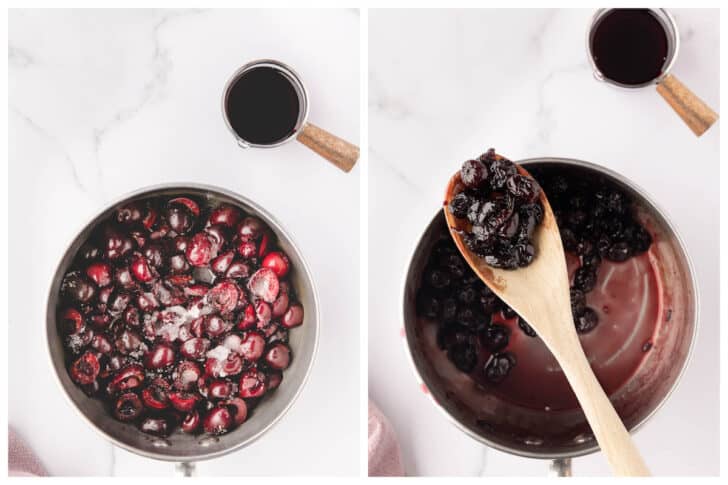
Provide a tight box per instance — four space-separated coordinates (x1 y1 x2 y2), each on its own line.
402 158 696 459
46 185 319 462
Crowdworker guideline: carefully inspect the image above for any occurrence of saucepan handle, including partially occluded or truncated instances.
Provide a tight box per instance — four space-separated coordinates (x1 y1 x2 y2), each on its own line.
175 462 196 477
549 458 572 477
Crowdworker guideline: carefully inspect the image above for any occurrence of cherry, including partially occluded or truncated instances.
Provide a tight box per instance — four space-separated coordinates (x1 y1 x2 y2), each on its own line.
169 391 199 412
114 266 136 289
141 379 170 410
204 315 230 338
65 326 94 354
225 353 244 376
91 334 113 354
166 203 194 235
114 392 143 422
116 203 143 224
240 332 265 361
61 271 96 303
211 251 235 274
237 217 264 241
237 304 257 330
258 232 270 257
208 379 233 399
205 225 228 255
180 337 210 360
172 361 201 391
255 301 272 325
107 364 145 394
203 406 233 435
264 343 291 370
281 304 304 328
169 197 200 216
237 241 257 259
208 280 240 314
247 268 280 303
144 344 175 369
226 261 251 280
186 232 213 267
224 397 248 426
181 410 201 433
86 262 112 287
59 308 84 335
271 291 289 318
267 372 283 391
104 230 134 260
208 204 241 228
238 369 267 398
261 251 290 278
131 254 156 282
69 351 100 385
140 417 169 437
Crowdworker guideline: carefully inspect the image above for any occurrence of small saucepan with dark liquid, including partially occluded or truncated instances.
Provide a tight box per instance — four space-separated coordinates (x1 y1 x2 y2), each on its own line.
401 158 698 476
222 59 359 172
587 8 718 136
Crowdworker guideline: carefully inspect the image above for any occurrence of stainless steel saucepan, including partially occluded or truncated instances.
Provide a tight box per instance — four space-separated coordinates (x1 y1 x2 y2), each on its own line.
46 183 319 475
402 157 698 476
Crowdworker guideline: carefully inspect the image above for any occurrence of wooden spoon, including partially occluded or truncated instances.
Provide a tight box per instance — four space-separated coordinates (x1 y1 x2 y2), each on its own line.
443 154 650 476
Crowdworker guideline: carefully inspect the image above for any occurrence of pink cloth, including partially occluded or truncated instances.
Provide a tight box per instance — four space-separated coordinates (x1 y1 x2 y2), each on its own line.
368 400 404 476
8 427 47 477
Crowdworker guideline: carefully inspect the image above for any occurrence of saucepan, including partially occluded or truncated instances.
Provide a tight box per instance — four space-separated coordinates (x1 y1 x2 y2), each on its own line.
401 157 698 476
46 183 319 475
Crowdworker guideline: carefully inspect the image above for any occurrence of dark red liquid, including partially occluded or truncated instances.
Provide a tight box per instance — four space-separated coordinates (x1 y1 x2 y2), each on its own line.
469 252 662 411
225 66 300 145
591 9 669 85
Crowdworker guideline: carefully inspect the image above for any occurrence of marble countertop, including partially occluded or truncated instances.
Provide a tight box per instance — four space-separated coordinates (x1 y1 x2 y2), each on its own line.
9 8 359 476
368 8 719 476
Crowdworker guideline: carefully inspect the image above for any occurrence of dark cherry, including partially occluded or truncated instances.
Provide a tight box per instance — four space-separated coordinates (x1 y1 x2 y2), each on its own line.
186 232 214 267
86 262 112 287
281 304 304 328
517 317 537 338
237 217 264 241
448 341 477 373
208 380 233 399
480 324 509 352
140 417 169 437
460 159 488 189
247 268 280 303
208 280 241 314
169 391 199 412
181 410 201 433
69 351 100 385
114 392 143 422
239 369 267 398
203 406 233 435
141 379 170 410
261 251 290 278
208 204 242 228
59 308 84 335
240 332 266 361
61 271 96 303
224 397 248 425
264 343 291 370
144 344 176 369
484 353 516 384
172 361 201 391
575 307 599 334
180 337 211 360
107 364 145 394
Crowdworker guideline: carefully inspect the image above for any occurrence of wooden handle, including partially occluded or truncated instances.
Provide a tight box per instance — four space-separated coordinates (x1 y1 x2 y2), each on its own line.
296 122 359 172
656 74 718 136
548 328 651 476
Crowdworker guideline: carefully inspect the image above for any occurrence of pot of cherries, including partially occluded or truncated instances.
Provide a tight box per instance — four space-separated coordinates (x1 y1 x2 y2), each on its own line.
50 187 312 468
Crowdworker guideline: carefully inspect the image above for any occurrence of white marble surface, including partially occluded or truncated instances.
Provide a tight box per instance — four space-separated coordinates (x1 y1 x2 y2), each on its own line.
369 8 719 476
9 8 359 476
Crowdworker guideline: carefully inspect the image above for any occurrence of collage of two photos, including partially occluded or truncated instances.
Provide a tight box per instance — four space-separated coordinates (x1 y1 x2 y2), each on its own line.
7 6 721 478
